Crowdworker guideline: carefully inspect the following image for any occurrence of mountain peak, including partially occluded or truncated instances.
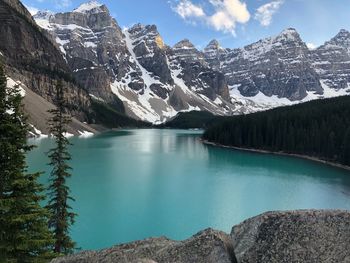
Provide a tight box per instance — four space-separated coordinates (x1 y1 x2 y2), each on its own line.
339 29 350 34
278 28 301 40
33 10 54 20
73 1 105 13
325 29 350 49
334 29 350 40
204 39 222 51
173 39 195 49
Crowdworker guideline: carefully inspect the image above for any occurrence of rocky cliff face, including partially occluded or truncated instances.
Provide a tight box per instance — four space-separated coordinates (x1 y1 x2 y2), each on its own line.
6 0 350 124
51 210 350 263
33 1 350 123
207 29 323 101
0 0 94 134
34 2 133 107
311 29 350 90
33 1 251 123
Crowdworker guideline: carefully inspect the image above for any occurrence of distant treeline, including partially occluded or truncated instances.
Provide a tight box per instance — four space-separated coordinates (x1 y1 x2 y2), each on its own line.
202 96 350 166
158 111 228 129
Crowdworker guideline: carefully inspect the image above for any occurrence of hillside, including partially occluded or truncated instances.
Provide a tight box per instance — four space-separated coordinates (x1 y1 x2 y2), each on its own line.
0 0 149 135
203 96 350 166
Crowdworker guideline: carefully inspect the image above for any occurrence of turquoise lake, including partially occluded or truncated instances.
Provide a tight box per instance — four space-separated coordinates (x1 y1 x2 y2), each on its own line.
27 129 350 250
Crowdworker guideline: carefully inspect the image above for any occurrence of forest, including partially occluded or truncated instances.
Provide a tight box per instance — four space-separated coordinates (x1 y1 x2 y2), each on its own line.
202 95 350 166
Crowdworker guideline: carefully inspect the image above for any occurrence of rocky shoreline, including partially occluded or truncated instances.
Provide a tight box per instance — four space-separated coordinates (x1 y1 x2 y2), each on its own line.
202 140 350 172
52 210 350 263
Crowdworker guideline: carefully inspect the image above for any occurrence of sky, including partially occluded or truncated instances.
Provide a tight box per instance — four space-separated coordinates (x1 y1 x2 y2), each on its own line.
22 0 350 50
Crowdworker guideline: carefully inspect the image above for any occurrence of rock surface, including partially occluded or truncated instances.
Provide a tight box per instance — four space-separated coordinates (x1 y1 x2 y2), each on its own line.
231 210 350 263
51 229 237 263
51 210 350 263
0 0 96 134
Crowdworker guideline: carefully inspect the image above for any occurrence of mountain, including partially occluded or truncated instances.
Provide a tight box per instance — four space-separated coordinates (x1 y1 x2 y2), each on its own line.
311 29 350 90
0 0 96 135
0 0 148 136
33 2 244 124
3 0 350 125
33 2 350 124
32 1 277 123
207 28 323 101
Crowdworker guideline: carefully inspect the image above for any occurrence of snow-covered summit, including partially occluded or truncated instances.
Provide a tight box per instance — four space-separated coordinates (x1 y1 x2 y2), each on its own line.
73 1 105 13
278 28 300 40
326 29 350 49
204 39 222 52
173 39 196 50
33 10 54 20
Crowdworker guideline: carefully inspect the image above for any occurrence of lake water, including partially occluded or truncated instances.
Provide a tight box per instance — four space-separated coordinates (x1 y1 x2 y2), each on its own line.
27 129 350 250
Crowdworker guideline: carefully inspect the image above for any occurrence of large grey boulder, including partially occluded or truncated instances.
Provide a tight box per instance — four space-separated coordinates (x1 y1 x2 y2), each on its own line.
231 210 350 263
51 228 237 263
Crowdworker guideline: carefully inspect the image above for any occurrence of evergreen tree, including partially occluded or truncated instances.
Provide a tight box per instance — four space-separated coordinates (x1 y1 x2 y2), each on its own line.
0 64 55 262
203 94 350 166
46 81 76 254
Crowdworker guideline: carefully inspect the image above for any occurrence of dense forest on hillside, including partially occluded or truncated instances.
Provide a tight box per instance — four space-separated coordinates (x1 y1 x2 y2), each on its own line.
158 111 227 129
91 100 150 128
202 96 350 166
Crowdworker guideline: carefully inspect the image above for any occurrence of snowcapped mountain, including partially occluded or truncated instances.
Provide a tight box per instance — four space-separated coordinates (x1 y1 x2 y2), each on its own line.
311 29 350 91
33 2 246 123
32 1 350 123
208 28 322 101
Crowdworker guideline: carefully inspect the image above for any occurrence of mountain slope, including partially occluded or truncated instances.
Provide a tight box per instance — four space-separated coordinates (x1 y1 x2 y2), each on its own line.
6 0 350 125
0 0 146 135
33 2 260 123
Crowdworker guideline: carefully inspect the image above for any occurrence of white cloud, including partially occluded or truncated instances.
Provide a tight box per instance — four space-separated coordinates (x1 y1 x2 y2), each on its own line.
174 0 205 19
307 43 317 50
254 0 284 27
173 0 251 35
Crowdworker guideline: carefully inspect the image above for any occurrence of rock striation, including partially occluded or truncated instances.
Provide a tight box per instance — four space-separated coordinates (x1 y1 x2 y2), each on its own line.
231 210 350 263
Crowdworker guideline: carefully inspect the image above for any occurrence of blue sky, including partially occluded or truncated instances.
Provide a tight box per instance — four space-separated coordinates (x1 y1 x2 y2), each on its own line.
22 0 350 50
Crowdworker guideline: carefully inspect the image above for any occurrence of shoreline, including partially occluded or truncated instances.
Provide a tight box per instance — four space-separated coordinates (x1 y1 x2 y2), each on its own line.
202 140 350 172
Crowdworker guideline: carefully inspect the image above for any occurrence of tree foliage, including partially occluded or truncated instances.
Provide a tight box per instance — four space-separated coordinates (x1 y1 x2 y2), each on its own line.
203 96 350 166
46 81 76 255
0 64 55 262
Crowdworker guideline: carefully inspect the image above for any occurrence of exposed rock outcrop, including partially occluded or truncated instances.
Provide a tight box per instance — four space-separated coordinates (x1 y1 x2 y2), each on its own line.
32 2 241 123
51 229 237 263
0 0 95 132
231 210 350 263
207 28 323 101
51 210 350 263
311 29 350 90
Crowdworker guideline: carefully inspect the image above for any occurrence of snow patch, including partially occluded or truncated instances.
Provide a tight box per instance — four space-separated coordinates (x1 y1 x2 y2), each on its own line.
63 132 74 138
74 1 104 13
78 130 94 138
7 78 26 97
29 124 48 138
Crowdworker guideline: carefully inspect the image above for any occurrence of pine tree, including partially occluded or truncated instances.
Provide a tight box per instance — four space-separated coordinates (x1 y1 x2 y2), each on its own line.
0 64 55 262
46 80 76 254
